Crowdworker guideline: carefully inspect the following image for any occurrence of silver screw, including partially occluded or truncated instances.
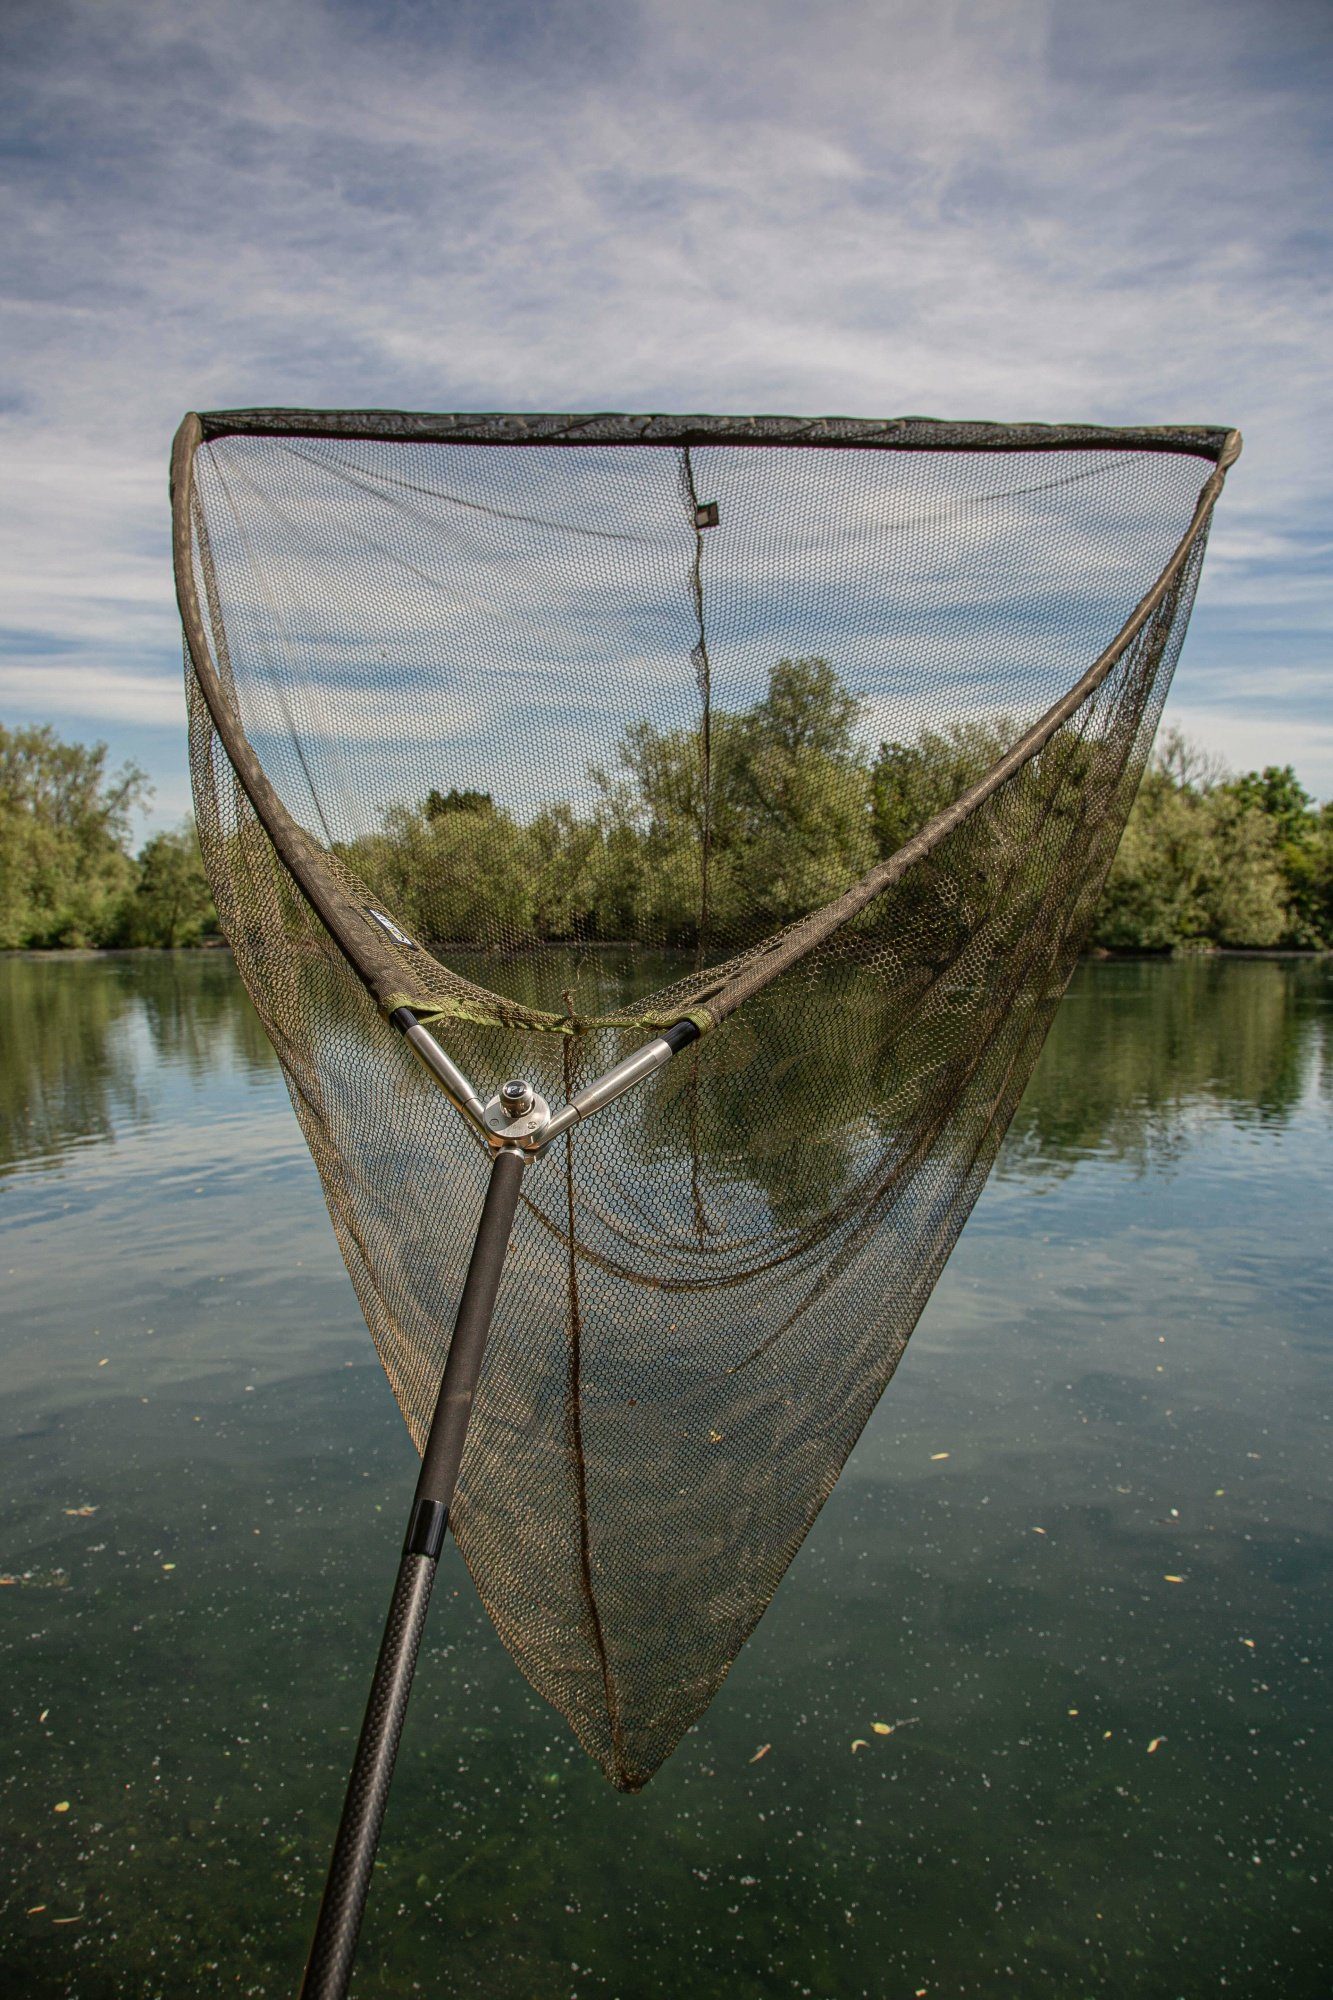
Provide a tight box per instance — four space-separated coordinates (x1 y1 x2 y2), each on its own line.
500 1078 535 1118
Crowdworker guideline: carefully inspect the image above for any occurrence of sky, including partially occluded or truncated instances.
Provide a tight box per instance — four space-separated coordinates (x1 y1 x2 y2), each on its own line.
2 0 1330 833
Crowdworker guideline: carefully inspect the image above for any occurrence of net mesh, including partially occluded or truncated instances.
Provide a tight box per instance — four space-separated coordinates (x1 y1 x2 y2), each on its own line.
177 412 1232 1789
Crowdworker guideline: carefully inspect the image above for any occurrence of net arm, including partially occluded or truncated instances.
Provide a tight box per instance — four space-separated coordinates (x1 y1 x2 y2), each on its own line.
386 1007 700 1150
388 1007 487 1135
198 407 1237 459
172 415 524 1031
172 417 394 1007
540 1018 701 1146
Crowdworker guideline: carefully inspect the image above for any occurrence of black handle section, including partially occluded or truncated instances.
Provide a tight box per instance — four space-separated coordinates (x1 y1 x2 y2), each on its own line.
661 1018 701 1055
299 1146 526 2000
411 1147 525 1518
299 1551 435 1999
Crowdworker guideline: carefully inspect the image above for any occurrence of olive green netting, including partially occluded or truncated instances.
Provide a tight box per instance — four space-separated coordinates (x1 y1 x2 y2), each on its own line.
181 421 1221 1789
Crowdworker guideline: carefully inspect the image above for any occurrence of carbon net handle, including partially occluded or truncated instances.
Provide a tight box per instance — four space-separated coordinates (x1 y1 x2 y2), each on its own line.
300 1147 526 2000
300 1551 436 2000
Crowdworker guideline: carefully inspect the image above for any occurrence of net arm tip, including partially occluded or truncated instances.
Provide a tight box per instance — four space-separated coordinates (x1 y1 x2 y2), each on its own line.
389 1007 489 1135
540 1016 701 1148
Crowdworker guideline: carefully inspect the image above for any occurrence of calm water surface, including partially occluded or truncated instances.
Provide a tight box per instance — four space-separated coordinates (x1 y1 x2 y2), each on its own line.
1 953 1329 1999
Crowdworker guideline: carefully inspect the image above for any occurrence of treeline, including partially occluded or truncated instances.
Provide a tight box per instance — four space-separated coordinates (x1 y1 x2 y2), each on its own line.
4 664 1332 955
348 659 1333 954
1096 733 1333 950
0 724 217 949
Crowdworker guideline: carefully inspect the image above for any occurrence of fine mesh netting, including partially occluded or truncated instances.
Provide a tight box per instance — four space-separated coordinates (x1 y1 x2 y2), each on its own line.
174 410 1237 1790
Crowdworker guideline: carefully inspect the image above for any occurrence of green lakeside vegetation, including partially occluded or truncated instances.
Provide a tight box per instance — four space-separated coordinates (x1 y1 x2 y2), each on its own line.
3 662 1331 956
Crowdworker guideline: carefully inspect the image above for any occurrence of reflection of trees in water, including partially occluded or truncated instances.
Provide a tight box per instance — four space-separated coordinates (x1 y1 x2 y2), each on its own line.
0 956 144 1173
3 950 1326 1198
464 950 1330 1224
1004 957 1331 1176
129 952 275 1079
0 953 275 1176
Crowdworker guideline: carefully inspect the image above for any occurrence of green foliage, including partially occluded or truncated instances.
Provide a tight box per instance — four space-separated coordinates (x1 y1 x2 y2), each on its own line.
0 721 220 949
1279 801 1333 947
870 719 1008 859
1095 729 1289 951
1223 764 1333 947
116 824 219 948
425 787 494 819
0 722 147 946
6 691 1330 963
604 657 875 945
1228 763 1314 845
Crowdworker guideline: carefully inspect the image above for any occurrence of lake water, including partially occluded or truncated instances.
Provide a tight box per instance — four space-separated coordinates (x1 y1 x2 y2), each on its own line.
1 952 1329 1999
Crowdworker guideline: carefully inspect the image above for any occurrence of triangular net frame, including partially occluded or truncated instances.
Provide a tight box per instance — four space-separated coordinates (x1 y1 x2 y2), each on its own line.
173 410 1238 1792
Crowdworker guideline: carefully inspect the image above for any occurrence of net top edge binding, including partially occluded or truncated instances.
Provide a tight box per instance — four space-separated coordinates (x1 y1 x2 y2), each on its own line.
195 408 1240 462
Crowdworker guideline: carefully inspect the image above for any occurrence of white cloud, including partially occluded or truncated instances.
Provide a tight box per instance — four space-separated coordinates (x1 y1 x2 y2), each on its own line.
0 661 185 729
1164 701 1333 797
1 0 1329 800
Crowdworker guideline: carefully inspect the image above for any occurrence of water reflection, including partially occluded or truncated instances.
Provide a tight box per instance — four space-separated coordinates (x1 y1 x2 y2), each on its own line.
1006 956 1331 1174
0 952 275 1178
0 951 1327 1998
3 949 1327 1187
450 951 1333 1196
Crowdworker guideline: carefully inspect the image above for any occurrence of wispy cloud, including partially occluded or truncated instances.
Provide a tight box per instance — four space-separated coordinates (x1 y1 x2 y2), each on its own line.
0 660 183 729
2 0 1330 805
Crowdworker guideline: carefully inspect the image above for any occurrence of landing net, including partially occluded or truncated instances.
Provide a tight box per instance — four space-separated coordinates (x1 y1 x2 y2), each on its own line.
173 409 1238 1789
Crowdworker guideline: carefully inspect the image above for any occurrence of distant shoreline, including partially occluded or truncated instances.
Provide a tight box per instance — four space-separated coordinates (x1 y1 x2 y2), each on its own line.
7 942 1330 964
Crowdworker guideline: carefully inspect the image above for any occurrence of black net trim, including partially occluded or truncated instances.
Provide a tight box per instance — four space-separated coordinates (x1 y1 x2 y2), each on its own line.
198 407 1236 462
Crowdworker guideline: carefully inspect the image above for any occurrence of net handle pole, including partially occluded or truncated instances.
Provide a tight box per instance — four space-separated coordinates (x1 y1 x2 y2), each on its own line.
299 1145 526 2000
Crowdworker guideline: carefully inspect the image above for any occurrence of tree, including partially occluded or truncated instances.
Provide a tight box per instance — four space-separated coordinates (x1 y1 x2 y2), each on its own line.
1284 800 1333 948
870 719 1012 860
1094 732 1288 951
350 797 536 947
0 723 148 947
1228 764 1315 845
425 787 494 819
608 657 875 945
1226 764 1329 946
117 822 218 947
731 658 874 927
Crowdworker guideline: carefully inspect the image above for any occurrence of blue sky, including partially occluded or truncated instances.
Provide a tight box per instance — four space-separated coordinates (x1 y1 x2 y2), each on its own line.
2 0 1330 832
